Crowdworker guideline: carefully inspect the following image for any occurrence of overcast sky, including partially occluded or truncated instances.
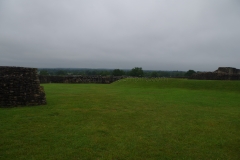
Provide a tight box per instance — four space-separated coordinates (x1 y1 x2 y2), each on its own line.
0 0 240 71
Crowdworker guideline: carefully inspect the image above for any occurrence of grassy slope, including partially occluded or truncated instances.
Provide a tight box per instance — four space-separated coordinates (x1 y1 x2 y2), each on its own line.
0 78 240 159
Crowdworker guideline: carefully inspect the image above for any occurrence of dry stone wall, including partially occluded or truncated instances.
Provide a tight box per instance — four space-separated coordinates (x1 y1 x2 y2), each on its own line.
214 67 240 74
189 67 240 80
39 75 125 84
0 66 46 107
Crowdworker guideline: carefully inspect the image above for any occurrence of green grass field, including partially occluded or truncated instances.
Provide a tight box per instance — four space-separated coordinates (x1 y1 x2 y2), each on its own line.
1 78 240 159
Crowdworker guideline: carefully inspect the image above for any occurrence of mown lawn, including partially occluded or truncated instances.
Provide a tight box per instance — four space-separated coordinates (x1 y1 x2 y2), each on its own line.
0 78 240 159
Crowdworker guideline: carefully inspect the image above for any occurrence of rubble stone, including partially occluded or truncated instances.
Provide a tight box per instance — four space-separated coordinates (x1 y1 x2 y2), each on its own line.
189 67 240 80
0 66 46 107
39 75 125 84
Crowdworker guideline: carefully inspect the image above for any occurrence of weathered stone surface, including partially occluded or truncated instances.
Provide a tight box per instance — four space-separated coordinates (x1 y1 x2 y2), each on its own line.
0 66 46 107
39 75 125 84
189 67 240 80
214 67 240 74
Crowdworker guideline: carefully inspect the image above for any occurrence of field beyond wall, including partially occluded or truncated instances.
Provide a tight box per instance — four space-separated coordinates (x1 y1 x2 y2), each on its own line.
0 78 240 159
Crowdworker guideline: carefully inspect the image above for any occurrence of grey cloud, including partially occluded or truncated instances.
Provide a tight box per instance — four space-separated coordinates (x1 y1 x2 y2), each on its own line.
1 0 240 71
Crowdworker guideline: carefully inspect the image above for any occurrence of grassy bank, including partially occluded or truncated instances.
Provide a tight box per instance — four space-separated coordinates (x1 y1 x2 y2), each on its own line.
1 79 240 159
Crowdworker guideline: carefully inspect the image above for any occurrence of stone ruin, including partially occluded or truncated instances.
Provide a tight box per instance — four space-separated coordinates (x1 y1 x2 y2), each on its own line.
189 67 240 80
214 67 240 74
39 75 125 84
0 66 46 107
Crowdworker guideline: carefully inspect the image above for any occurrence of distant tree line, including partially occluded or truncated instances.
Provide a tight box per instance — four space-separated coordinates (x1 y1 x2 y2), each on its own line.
38 68 195 77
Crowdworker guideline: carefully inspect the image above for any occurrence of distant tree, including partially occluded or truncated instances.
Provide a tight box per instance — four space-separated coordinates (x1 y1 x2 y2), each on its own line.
85 70 97 76
39 70 49 76
125 71 130 76
56 70 67 76
185 70 196 77
99 70 111 76
151 71 158 77
112 69 125 76
143 71 151 77
158 71 170 77
130 67 144 77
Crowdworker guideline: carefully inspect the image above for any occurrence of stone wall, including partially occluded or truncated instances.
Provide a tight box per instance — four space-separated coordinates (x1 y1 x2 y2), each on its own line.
0 66 46 107
39 75 125 84
189 72 240 80
189 67 240 80
214 67 240 74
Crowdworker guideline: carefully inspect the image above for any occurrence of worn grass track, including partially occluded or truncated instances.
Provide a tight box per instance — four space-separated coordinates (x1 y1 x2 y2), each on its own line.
0 78 240 159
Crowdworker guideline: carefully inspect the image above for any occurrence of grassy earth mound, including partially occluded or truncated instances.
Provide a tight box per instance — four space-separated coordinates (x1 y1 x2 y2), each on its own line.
0 79 240 159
